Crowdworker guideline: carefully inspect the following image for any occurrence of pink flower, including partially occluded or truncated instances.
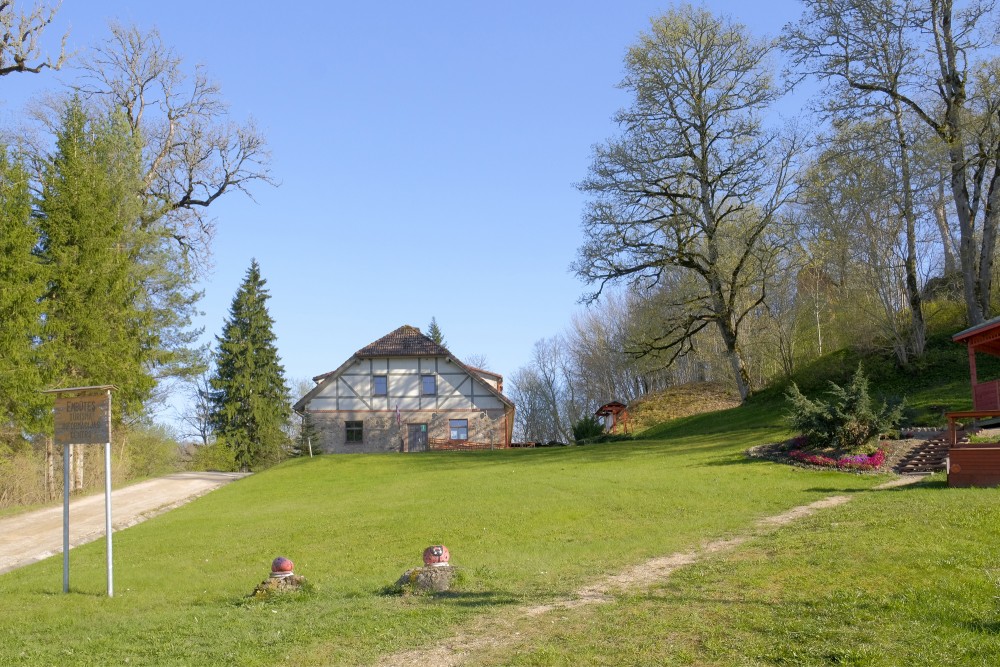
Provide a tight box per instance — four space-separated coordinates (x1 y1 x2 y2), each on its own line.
788 448 886 471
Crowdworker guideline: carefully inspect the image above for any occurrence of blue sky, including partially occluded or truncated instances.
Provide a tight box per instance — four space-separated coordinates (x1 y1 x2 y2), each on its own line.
3 1 809 422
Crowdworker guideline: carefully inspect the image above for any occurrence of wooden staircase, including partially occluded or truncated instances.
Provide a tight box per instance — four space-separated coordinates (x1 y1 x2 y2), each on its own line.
893 434 953 475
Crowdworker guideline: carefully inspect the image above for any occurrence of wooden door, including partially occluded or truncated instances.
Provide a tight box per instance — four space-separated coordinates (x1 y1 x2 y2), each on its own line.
408 423 428 452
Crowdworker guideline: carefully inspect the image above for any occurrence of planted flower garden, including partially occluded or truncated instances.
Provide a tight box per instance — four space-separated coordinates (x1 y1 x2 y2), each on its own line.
773 365 903 473
786 446 887 471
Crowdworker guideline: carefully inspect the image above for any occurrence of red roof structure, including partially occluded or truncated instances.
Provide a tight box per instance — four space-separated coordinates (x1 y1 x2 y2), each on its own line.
595 401 630 435
946 318 1000 486
953 317 1000 411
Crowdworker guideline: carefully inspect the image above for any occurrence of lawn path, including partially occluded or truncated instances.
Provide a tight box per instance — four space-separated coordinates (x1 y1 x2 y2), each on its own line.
375 477 920 667
0 471 249 575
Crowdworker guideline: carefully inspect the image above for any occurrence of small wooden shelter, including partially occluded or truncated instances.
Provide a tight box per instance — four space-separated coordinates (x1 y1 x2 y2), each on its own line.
946 317 1000 486
595 401 630 435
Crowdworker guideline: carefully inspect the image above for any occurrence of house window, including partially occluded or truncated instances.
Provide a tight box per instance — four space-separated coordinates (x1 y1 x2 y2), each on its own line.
345 420 363 443
373 375 387 396
422 375 436 395
449 419 468 441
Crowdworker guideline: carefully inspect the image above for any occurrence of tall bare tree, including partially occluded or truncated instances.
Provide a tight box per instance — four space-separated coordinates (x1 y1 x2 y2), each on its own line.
508 337 584 443
574 5 801 401
74 22 273 266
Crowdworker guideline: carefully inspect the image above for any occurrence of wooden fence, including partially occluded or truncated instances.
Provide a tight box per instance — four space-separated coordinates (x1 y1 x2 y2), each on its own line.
427 438 506 451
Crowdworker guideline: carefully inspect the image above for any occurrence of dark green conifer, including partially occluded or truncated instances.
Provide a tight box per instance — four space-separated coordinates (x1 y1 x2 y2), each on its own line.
0 147 44 444
36 100 154 419
208 259 291 470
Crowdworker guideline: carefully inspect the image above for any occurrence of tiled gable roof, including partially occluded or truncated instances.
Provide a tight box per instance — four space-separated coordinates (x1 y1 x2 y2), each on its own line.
355 325 451 358
295 324 515 413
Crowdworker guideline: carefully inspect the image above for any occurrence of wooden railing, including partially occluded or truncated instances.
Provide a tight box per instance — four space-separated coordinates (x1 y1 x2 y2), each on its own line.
428 438 505 451
973 379 1000 411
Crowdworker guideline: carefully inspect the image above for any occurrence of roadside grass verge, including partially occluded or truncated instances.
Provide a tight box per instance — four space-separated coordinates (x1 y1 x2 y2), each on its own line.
0 401 888 666
472 475 1000 666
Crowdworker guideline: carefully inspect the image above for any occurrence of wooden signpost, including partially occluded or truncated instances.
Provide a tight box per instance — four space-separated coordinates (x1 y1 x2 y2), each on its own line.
43 386 115 597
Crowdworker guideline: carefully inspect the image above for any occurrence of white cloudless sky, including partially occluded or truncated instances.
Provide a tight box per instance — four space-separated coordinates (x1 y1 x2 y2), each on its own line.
3 1 812 424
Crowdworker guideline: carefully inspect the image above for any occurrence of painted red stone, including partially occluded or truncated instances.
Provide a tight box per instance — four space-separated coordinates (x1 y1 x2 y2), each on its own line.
271 556 294 573
422 545 450 566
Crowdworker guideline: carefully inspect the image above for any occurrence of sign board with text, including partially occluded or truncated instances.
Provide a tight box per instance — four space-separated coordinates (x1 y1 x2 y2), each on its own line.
54 393 111 446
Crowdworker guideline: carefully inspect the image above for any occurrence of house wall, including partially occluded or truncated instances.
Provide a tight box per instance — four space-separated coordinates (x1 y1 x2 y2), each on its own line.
473 372 501 392
302 356 511 453
309 408 510 454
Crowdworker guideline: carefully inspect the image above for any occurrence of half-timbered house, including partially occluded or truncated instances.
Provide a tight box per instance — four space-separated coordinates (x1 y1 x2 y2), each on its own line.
293 325 515 453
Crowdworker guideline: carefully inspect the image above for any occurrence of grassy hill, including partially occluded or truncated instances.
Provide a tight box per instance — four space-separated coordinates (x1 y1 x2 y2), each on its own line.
1 336 998 665
759 327 1000 423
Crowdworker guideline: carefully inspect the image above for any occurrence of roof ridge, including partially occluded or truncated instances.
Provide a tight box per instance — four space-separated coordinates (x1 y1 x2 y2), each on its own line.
355 324 451 358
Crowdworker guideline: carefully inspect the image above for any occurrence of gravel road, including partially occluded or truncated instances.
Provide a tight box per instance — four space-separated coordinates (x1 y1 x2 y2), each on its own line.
0 471 248 575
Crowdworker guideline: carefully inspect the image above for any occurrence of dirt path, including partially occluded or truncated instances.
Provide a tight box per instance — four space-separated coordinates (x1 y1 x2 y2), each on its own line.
0 471 249 575
376 477 921 667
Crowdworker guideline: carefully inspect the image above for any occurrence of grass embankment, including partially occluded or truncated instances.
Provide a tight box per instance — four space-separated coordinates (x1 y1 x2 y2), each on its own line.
0 402 885 666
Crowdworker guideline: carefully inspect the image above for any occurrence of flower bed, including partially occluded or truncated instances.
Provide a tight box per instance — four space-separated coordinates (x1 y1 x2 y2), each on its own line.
787 447 887 471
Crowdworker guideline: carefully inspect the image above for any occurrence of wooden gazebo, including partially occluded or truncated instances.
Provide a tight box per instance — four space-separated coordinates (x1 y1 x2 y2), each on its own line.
595 401 630 435
947 317 1000 486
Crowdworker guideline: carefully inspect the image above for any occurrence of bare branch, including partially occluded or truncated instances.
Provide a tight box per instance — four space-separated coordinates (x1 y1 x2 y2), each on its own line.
73 22 275 266
0 0 67 76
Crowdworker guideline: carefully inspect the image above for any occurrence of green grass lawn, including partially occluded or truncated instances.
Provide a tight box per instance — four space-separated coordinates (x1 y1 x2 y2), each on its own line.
0 402 890 666
471 475 1000 666
3 352 997 666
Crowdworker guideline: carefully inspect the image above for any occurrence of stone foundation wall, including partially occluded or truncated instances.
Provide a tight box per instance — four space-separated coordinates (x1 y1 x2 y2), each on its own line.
309 409 509 454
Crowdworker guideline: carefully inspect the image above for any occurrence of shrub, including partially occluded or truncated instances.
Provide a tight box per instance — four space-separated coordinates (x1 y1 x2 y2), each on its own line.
191 441 239 472
118 423 182 479
572 415 604 442
785 365 903 454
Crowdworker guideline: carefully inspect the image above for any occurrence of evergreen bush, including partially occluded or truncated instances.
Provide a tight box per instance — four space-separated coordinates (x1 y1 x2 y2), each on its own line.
785 365 903 454
573 415 605 441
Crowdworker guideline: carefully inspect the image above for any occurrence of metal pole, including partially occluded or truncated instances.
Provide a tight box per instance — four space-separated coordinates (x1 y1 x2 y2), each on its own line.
105 440 113 597
63 443 70 594
105 389 113 597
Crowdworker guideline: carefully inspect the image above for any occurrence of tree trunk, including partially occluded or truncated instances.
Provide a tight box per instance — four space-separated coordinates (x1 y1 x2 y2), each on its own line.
951 149 983 325
936 0 984 325
715 318 751 401
933 180 957 276
72 444 84 491
977 169 1000 319
45 438 54 501
894 110 925 358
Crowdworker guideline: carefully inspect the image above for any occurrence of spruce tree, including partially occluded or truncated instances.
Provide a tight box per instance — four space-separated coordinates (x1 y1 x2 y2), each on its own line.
0 146 44 444
208 260 291 470
36 100 154 419
427 317 447 348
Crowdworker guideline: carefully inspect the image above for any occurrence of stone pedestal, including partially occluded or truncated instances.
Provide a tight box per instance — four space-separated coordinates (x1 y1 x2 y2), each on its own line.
250 573 307 598
393 565 456 594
